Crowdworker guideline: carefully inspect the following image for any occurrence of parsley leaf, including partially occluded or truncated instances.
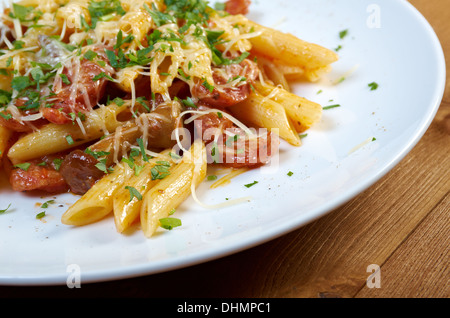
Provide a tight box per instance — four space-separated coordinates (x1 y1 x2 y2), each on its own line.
14 162 31 171
11 76 33 92
339 29 349 39
113 30 135 49
159 217 182 230
92 72 115 82
368 82 379 91
136 138 149 162
40 200 55 209
83 49 98 61
323 104 341 110
87 0 126 29
36 211 46 219
150 161 171 180
95 158 112 174
0 204 11 214
10 4 34 22
244 181 258 188
125 186 143 202
59 74 71 85
144 3 176 27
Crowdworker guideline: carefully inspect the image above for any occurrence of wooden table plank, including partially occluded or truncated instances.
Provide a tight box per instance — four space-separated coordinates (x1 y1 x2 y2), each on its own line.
409 0 450 102
355 192 449 298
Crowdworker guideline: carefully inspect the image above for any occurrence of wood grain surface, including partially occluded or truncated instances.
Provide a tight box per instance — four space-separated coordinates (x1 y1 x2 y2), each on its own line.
1 0 448 299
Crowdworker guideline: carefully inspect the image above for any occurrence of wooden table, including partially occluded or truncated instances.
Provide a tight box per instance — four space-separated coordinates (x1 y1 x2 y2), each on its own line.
2 0 449 299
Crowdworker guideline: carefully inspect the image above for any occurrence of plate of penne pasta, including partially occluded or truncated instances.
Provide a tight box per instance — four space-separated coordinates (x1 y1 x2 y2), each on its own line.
0 0 445 285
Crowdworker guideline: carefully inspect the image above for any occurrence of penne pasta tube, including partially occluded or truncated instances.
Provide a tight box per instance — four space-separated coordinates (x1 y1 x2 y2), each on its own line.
275 63 306 82
252 82 322 133
140 140 207 238
256 56 290 91
7 104 132 164
61 163 133 226
0 126 12 162
112 151 173 233
226 15 338 76
229 92 302 146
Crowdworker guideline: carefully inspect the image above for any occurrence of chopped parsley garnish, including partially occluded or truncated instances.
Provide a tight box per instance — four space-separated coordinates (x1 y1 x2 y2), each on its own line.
226 51 250 65
121 157 138 175
151 161 171 180
65 135 74 145
368 82 379 91
287 171 294 177
181 96 196 108
53 158 63 171
105 46 153 69
144 3 176 27
0 90 12 106
11 76 33 92
40 200 55 209
95 158 113 174
9 4 34 22
136 138 149 162
113 30 135 50
244 181 258 188
159 217 182 230
0 112 12 120
36 211 46 219
14 162 31 171
87 0 126 29
83 49 98 61
92 72 115 82
112 97 125 106
339 29 349 39
169 152 182 160
12 40 25 50
59 74 71 85
177 68 191 80
323 104 341 110
0 204 11 214
202 79 215 92
125 186 143 202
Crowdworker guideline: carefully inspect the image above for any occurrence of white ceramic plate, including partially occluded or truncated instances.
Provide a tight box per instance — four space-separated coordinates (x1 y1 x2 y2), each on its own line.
0 0 445 285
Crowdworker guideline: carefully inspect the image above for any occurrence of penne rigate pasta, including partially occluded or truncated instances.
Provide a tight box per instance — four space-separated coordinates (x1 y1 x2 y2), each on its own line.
225 14 339 77
140 140 206 237
229 92 302 147
112 150 173 233
0 126 12 166
252 82 323 133
7 104 132 164
61 163 133 226
256 56 291 91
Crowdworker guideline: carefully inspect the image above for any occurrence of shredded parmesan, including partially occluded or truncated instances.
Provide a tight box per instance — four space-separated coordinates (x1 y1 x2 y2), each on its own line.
348 136 375 155
210 168 249 189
